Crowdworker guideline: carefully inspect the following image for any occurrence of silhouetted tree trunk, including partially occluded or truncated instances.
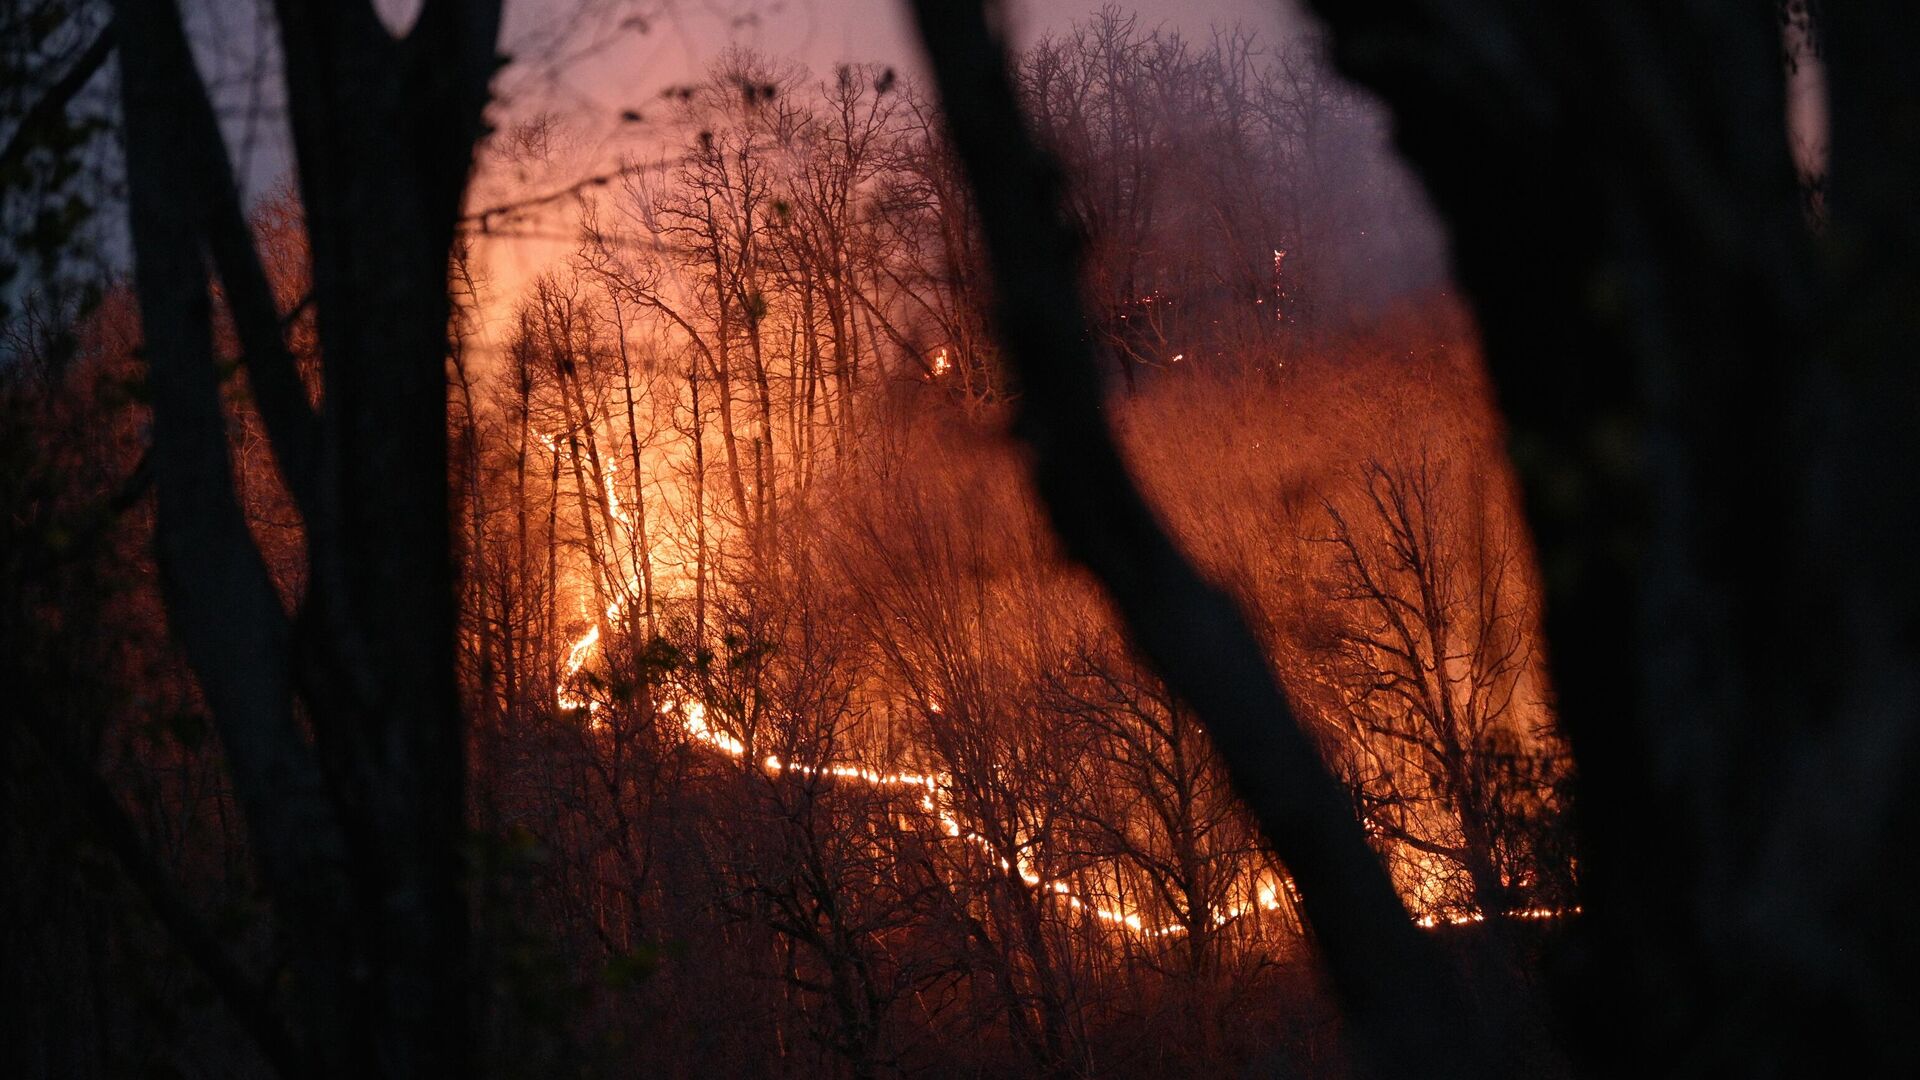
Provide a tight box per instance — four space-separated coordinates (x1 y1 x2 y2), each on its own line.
112 0 500 1074
1295 0 1920 1072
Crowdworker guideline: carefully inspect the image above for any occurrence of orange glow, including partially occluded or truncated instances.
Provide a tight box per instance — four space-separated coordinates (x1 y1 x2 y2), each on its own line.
556 613 1570 939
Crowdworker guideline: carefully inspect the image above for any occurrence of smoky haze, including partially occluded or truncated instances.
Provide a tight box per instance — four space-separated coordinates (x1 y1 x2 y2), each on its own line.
459 0 1451 338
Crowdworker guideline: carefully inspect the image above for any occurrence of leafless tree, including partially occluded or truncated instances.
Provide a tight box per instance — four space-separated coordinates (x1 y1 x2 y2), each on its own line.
1313 456 1563 921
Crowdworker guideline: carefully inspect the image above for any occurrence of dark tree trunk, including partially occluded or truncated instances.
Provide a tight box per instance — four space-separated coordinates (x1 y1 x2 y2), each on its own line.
1296 0 1920 1072
111 0 502 1074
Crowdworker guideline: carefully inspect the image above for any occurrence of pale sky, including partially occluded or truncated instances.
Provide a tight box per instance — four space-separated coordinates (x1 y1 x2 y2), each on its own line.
479 0 1310 185
497 0 1302 112
456 0 1323 334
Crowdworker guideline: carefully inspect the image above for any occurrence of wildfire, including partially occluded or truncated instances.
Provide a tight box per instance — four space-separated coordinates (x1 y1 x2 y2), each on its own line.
564 623 601 675
1414 905 1580 929
604 456 633 527
557 624 602 715
551 547 1574 940
558 617 1218 935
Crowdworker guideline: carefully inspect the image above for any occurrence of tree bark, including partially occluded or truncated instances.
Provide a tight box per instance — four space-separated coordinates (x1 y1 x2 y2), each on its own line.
1297 0 1920 1071
113 0 501 1073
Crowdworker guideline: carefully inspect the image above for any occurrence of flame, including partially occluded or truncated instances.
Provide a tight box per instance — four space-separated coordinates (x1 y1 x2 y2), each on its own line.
557 624 603 716
564 623 601 675
559 681 1263 938
1414 905 1580 929
604 456 633 527
554 595 1577 940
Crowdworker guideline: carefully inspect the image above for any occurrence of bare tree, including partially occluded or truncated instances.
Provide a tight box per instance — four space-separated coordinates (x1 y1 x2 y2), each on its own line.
1314 456 1561 921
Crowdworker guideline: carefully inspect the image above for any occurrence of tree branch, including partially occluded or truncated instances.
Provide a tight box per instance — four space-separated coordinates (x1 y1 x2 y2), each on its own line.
0 24 115 183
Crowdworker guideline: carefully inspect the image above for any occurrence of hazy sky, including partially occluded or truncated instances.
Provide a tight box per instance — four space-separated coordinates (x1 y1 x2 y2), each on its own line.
452 0 1324 321
484 0 1309 157
500 0 1303 105
218 1 1316 205
193 1 1359 343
